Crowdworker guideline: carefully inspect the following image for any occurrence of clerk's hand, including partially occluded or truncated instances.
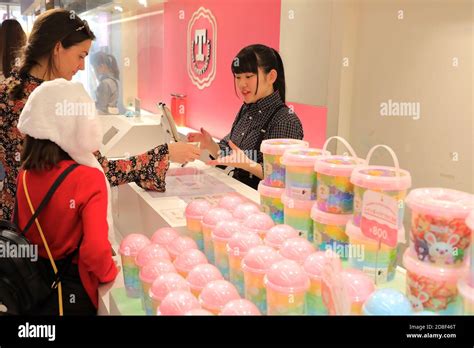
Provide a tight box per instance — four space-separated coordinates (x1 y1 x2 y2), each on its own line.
206 140 255 169
168 142 201 164
187 127 214 151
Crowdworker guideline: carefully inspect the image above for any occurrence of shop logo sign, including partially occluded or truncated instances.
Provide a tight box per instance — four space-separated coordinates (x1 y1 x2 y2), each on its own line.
187 7 217 90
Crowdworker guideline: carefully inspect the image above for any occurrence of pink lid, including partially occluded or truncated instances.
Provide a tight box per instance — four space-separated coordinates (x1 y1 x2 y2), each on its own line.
260 138 309 156
220 299 261 315
199 280 241 311
403 249 468 283
341 269 375 303
232 202 261 221
185 199 212 219
184 309 214 315
258 181 285 199
186 264 224 292
227 231 263 257
458 278 474 302
158 290 200 315
243 212 275 233
202 208 233 228
151 227 179 247
174 249 208 274
139 259 176 284
241 245 283 274
311 205 352 226
314 155 365 177
281 148 330 167
303 251 328 281
211 220 241 242
167 236 198 259
119 234 150 256
406 188 474 219
264 224 299 249
281 194 315 211
279 237 316 264
265 259 310 293
345 219 406 245
150 273 190 302
350 165 412 191
467 210 474 231
217 194 245 212
135 244 171 267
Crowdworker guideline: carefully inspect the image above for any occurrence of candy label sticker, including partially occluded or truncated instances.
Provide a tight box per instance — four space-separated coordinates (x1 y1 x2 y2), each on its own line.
361 191 398 248
288 186 312 200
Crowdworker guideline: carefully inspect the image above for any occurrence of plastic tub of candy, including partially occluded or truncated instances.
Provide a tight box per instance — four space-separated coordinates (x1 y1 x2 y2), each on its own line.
258 181 285 224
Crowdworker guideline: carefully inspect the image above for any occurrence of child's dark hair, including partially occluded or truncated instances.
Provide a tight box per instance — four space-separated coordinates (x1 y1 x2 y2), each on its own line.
91 51 120 80
231 44 286 103
9 8 95 100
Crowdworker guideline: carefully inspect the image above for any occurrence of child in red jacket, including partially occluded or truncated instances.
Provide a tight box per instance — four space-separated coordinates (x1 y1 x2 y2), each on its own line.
16 79 118 315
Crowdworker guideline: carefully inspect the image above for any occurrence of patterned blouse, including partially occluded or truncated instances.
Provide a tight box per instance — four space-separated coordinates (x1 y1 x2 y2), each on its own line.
0 71 170 221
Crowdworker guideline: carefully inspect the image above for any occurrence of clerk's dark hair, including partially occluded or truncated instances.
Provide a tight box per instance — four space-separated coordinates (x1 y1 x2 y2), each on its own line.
91 52 120 80
231 44 286 103
9 8 95 100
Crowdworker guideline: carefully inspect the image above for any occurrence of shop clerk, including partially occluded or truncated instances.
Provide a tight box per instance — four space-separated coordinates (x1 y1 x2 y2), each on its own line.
188 44 304 189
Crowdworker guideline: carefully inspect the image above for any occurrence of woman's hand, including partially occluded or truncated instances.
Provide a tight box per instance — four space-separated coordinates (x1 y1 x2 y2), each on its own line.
168 142 201 164
187 128 215 152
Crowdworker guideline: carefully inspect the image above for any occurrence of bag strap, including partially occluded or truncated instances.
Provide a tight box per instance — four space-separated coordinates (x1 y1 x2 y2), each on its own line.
20 164 79 236
22 163 80 316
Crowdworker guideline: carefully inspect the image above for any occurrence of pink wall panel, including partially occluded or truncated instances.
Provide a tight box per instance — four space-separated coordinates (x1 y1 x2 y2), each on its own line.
286 102 327 148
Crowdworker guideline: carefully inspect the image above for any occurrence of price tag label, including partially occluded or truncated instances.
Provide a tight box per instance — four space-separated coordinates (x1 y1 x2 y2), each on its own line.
360 191 398 248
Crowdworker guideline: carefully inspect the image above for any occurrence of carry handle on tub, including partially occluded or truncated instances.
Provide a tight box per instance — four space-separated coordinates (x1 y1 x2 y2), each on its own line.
322 136 358 159
365 144 401 177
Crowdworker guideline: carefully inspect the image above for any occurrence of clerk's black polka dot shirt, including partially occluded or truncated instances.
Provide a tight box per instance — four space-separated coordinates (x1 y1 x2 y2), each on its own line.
217 91 304 187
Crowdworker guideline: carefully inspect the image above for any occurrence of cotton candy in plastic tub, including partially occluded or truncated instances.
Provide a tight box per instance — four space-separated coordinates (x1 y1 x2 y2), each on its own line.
173 249 208 278
157 290 200 315
243 212 275 239
149 273 190 316
220 299 262 316
218 194 245 212
303 251 329 315
119 234 151 298
406 188 474 266
185 199 212 250
232 202 261 221
202 208 233 263
211 220 241 279
282 148 330 201
261 138 309 188
264 259 310 315
313 136 364 214
263 224 299 250
184 309 214 315
340 269 376 315
345 219 399 284
350 145 411 228
403 249 467 315
151 227 179 248
457 278 474 315
186 263 224 297
279 237 316 265
135 244 171 269
241 245 283 314
362 288 413 315
258 181 285 224
199 280 241 315
311 205 352 260
281 193 315 241
227 231 263 296
139 258 176 312
166 236 198 261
